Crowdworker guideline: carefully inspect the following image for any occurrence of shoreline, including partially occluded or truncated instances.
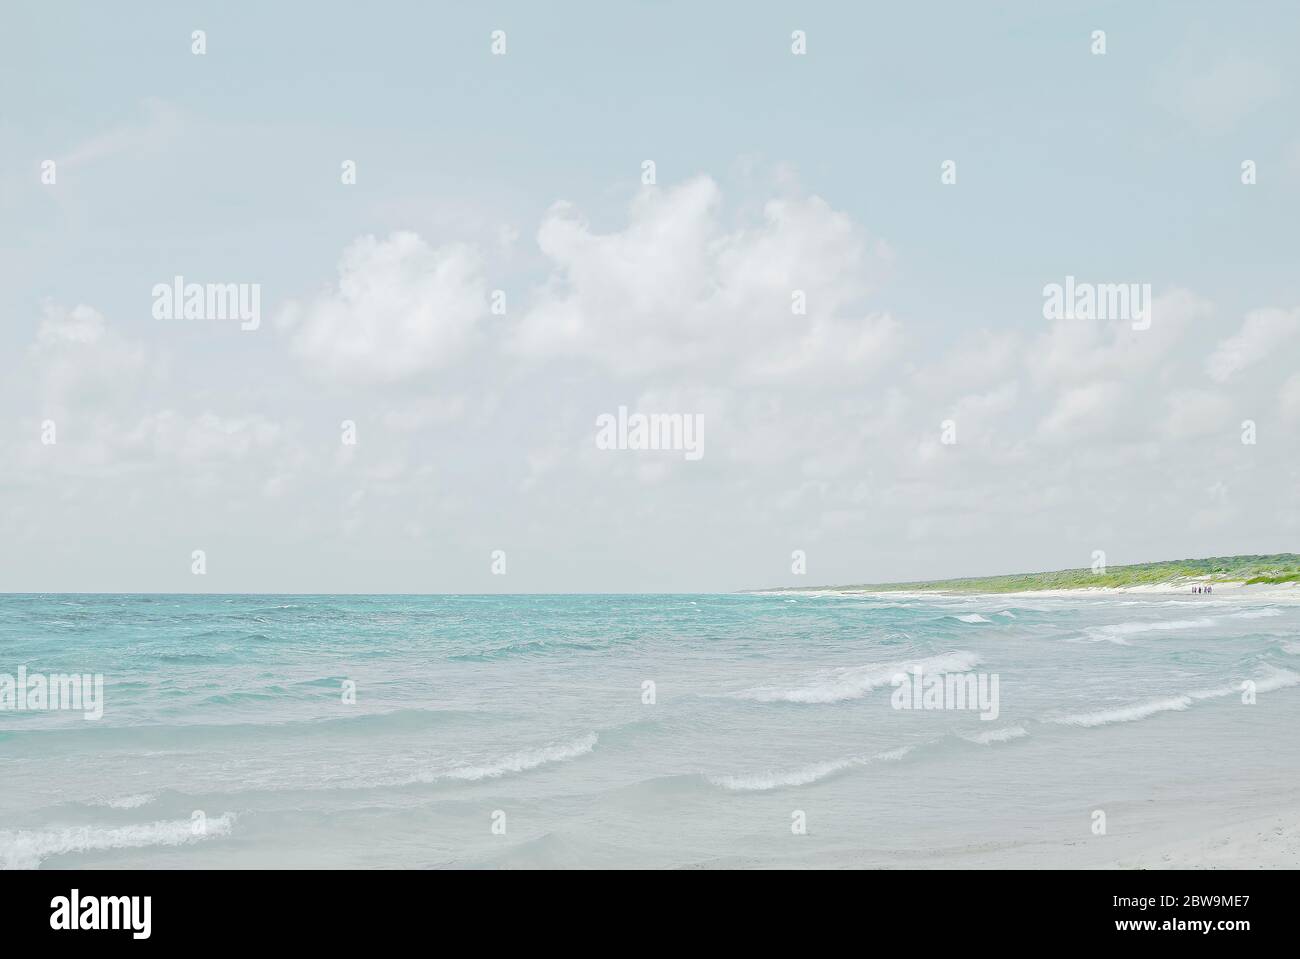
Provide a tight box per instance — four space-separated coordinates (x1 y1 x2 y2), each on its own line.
1113 808 1300 869
751 581 1300 602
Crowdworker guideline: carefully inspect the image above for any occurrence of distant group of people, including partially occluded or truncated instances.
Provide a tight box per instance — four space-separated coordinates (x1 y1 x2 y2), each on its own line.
1193 585 1213 594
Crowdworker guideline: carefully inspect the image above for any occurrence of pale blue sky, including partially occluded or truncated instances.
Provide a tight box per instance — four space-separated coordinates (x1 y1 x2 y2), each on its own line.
2 1 1298 591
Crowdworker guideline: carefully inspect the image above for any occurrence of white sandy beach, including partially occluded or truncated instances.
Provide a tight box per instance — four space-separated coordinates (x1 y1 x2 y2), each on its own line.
1114 810 1300 869
1002 581 1300 602
757 581 1300 603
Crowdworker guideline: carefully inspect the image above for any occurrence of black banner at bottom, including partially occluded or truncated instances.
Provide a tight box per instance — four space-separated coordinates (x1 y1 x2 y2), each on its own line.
0 868 1287 946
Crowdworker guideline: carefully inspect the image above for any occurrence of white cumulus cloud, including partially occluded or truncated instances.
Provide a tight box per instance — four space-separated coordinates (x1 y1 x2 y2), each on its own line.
509 176 898 384
1205 307 1299 383
282 232 488 384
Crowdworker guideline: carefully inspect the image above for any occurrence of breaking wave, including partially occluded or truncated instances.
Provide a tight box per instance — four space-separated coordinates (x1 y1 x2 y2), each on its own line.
1084 618 1215 644
964 725 1028 745
708 746 913 792
1047 696 1193 728
90 794 157 810
0 813 235 870
1046 669 1300 728
1231 608 1282 620
735 652 982 704
421 733 598 784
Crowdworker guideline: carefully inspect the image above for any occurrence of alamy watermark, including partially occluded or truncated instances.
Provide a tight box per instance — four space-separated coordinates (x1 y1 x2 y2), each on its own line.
1043 275 1151 330
0 667 104 720
152 276 260 330
891 666 1000 721
595 406 704 461
50 890 150 939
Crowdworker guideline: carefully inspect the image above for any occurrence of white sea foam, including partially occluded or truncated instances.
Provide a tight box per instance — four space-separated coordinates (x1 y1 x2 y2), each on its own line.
1053 668 1300 727
964 725 1028 745
308 733 601 791
1084 618 1215 644
1231 608 1282 619
997 610 1017 618
956 613 991 624
708 746 913 792
92 794 157 810
1192 668 1300 701
1133 599 1229 608
1196 665 1300 701
0 813 235 870
1281 642 1300 655
1248 668 1300 694
434 733 598 782
709 757 856 791
1047 696 1193 728
736 652 982 704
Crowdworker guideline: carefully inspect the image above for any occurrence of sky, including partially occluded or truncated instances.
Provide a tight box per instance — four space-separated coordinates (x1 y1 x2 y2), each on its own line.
1 1 1298 592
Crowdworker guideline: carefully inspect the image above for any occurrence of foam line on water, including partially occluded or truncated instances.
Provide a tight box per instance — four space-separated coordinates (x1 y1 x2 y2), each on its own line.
436 732 599 782
708 746 914 792
1047 669 1300 727
1084 618 1216 644
735 652 982 704
0 813 235 870
963 725 1028 745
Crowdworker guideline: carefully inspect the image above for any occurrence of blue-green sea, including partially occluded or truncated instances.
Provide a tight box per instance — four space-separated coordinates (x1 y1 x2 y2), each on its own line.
1 592 1297 868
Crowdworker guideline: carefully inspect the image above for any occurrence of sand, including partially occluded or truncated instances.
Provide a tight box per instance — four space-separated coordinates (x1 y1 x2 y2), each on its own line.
757 581 1300 603
1114 810 1300 869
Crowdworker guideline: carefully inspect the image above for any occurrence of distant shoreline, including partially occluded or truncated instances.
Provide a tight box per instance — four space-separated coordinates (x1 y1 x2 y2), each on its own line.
751 580 1300 602
750 553 1300 598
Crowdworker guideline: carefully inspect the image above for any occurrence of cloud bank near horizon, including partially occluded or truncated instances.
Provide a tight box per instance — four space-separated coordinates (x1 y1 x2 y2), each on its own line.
3 4 1298 592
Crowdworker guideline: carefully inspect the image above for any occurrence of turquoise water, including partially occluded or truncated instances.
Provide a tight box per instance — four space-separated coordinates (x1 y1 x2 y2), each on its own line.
1 592 1297 868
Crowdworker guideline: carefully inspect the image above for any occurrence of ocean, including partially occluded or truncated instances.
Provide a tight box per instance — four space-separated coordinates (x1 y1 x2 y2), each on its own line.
1 592 1297 869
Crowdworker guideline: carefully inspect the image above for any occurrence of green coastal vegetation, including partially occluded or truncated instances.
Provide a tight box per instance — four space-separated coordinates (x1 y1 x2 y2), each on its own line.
778 554 1300 594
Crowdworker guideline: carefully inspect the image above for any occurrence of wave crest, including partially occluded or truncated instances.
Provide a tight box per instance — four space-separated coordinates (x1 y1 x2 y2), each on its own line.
91 794 157 810
1232 608 1282 620
964 725 1028 745
0 813 235 870
736 652 982 704
1047 696 1192 728
708 746 913 792
426 733 598 783
1084 618 1215 644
